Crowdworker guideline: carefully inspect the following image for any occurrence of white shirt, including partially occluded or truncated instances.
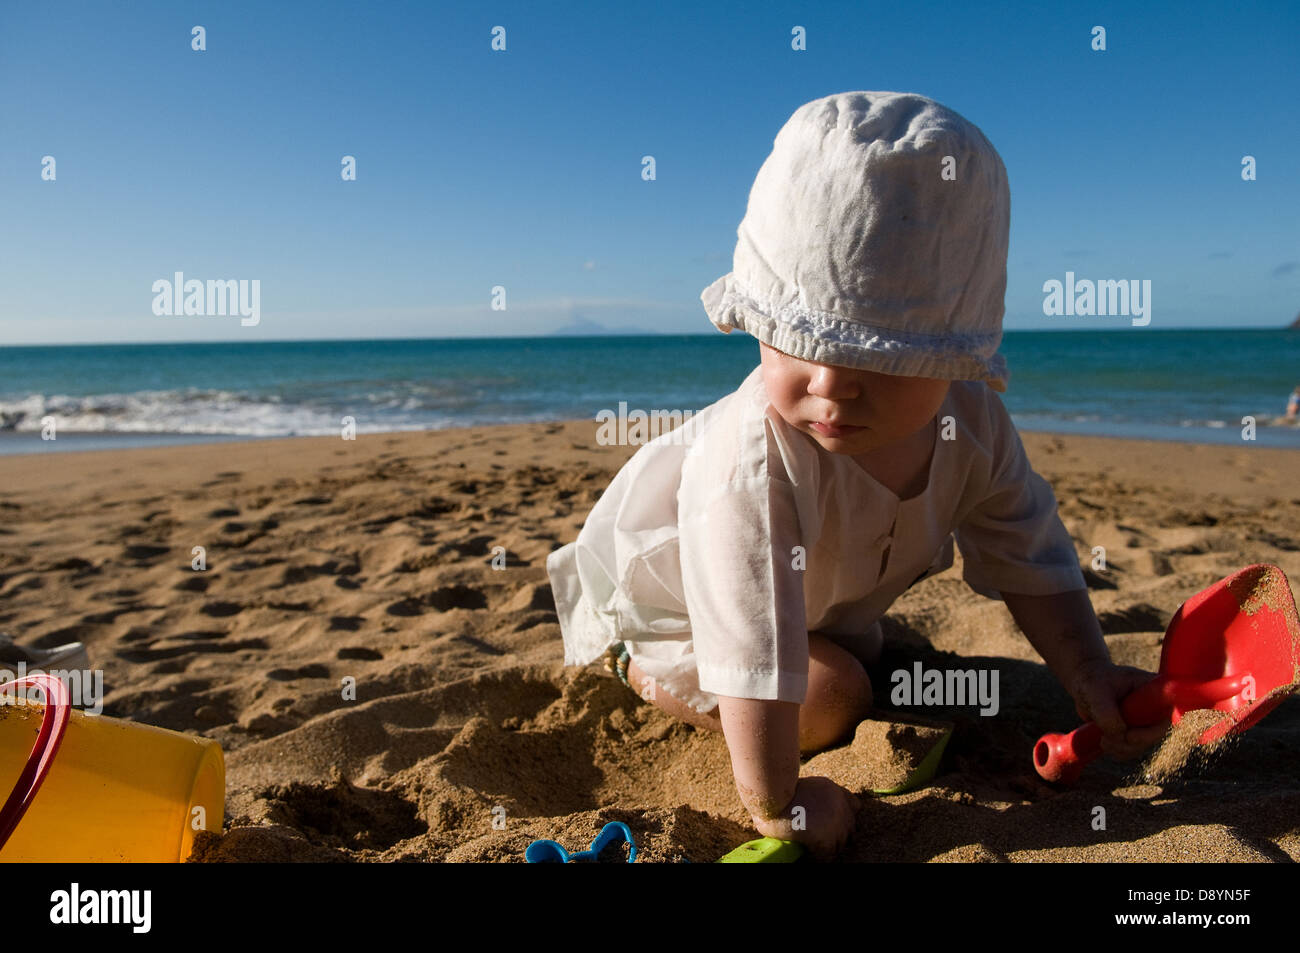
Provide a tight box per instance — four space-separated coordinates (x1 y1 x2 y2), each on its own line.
545 365 1085 713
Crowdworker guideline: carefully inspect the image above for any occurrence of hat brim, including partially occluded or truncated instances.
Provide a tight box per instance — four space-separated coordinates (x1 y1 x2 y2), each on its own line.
702 273 1009 393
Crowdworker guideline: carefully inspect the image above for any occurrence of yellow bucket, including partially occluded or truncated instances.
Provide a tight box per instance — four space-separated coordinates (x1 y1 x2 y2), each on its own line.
0 676 224 862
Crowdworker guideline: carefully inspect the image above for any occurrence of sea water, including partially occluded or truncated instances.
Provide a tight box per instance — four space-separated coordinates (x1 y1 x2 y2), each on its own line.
0 330 1297 455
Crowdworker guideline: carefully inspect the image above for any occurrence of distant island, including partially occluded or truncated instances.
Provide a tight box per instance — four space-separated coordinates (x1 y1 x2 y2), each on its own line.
551 316 661 336
1290 312 1300 329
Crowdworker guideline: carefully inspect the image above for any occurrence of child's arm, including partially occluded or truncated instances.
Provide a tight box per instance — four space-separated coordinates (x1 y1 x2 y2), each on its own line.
1001 587 1167 759
715 694 859 859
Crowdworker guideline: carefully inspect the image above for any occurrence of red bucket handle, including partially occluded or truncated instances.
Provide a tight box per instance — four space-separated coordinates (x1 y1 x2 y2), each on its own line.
0 674 71 851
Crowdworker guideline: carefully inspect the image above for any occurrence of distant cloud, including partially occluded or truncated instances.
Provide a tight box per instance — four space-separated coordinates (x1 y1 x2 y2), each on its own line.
583 260 596 270
1272 261 1298 277
1208 251 1233 259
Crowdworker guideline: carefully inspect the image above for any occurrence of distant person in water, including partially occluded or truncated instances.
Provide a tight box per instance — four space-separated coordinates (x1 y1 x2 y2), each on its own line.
1288 386 1300 420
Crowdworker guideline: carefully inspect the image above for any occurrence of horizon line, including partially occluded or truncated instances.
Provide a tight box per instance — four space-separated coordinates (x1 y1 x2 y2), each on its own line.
1 324 1294 348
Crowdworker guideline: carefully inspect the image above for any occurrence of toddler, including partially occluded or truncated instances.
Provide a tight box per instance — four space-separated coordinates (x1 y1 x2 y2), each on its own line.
546 91 1164 860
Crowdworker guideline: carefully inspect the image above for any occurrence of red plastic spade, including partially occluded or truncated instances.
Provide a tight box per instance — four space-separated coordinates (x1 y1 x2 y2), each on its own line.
1034 563 1300 783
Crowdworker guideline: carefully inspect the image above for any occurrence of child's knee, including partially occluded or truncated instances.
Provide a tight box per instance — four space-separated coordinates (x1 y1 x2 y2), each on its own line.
806 633 874 724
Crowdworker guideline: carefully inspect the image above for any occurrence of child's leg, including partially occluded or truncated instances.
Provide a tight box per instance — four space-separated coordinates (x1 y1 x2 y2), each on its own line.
625 661 724 733
626 631 873 754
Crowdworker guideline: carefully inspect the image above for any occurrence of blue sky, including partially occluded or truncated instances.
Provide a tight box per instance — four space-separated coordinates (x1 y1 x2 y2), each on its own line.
1 0 1296 345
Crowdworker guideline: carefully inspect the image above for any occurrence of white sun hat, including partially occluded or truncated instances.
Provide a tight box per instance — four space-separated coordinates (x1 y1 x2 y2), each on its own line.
701 90 1012 393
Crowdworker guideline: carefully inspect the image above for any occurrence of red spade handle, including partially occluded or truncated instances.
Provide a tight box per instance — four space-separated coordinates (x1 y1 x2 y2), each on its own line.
1033 673 1251 783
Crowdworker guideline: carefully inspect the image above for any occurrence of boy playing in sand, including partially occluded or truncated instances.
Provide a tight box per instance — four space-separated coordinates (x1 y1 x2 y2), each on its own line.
546 91 1165 860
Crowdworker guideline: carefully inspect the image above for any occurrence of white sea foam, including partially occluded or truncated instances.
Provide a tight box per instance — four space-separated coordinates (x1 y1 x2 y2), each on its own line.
0 389 536 437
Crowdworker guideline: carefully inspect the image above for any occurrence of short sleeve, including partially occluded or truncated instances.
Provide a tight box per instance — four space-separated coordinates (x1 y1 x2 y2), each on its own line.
678 474 809 704
954 421 1086 600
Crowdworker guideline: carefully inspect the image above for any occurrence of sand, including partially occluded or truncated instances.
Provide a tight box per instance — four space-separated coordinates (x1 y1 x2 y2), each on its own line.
1140 709 1238 784
803 716 953 794
1 421 1299 862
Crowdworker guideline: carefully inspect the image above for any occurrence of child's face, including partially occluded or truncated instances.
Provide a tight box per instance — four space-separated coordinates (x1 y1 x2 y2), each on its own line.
759 342 950 455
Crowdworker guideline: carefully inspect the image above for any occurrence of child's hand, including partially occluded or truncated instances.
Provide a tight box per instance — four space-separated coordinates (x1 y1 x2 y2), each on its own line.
1067 658 1169 760
750 776 861 861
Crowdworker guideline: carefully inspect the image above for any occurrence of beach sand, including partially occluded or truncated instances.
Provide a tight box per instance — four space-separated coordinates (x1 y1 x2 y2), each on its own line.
1 422 1298 862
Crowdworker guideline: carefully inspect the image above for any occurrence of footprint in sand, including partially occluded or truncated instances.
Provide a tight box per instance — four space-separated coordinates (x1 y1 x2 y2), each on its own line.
385 586 488 617
122 544 169 562
411 497 458 518
230 556 286 571
337 646 382 660
45 557 98 575
115 636 268 663
385 598 423 617
504 582 555 613
266 664 330 681
80 604 159 625
446 535 495 558
278 559 360 586
425 585 488 611
1248 529 1300 553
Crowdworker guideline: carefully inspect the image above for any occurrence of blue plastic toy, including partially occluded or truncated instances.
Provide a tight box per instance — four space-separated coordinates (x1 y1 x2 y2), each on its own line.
525 822 637 863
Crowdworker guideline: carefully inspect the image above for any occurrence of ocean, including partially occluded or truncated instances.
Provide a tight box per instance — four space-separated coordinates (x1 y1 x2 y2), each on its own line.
1 330 1298 455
